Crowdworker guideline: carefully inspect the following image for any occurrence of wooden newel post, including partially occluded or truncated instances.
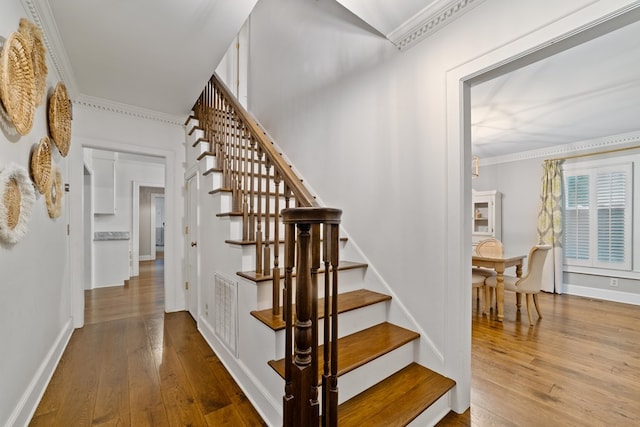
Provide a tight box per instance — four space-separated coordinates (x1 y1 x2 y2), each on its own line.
282 207 342 427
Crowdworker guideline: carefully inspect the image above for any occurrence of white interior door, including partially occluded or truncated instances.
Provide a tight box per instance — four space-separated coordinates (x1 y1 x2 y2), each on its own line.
186 175 199 320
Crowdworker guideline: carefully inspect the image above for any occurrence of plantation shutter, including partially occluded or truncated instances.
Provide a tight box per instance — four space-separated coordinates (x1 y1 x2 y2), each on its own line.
595 167 631 269
564 174 590 263
563 163 631 270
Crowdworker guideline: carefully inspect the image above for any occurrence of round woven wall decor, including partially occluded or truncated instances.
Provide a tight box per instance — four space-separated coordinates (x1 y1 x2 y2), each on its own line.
48 82 71 157
46 165 62 219
30 136 52 194
0 163 35 244
18 18 48 107
0 31 36 136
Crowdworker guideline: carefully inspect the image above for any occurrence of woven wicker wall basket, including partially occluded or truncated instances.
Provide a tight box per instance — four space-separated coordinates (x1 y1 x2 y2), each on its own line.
46 165 62 219
0 31 36 136
48 82 71 157
18 18 48 107
30 136 52 194
0 163 35 245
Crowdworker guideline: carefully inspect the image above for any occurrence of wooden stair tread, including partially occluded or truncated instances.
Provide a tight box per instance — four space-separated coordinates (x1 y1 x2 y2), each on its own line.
238 260 366 283
250 289 391 331
337 362 455 427
268 322 418 379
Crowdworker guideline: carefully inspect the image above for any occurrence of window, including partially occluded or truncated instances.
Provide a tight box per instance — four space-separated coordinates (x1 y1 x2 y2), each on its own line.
563 163 632 271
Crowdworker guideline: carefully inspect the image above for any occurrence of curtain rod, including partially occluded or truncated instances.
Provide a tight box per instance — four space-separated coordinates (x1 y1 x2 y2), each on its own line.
548 144 640 161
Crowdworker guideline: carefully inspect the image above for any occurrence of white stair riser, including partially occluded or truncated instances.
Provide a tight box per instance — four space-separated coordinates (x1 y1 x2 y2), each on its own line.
211 191 294 217
407 392 452 427
204 168 290 194
254 267 367 310
337 340 416 405
272 302 389 360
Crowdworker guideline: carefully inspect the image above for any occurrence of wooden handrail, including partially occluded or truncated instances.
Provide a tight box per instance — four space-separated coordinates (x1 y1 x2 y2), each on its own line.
211 74 318 208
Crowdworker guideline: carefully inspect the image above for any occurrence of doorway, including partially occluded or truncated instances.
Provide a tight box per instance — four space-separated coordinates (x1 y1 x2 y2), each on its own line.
443 2 640 415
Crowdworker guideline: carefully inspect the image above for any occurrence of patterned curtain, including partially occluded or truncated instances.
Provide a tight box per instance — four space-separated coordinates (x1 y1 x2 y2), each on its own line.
536 159 564 293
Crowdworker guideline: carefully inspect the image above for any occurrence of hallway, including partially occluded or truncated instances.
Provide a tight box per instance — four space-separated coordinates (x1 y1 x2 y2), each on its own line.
29 258 266 426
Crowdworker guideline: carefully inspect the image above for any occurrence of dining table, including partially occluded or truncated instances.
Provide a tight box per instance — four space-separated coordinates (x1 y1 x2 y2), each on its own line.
472 253 527 321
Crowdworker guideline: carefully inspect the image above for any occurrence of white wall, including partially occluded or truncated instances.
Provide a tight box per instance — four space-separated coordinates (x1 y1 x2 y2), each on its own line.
244 0 640 413
0 3 72 425
472 157 544 256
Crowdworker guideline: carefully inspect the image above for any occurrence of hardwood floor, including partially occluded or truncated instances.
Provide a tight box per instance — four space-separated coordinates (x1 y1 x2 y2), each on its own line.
30 255 640 426
438 290 640 426
30 257 266 427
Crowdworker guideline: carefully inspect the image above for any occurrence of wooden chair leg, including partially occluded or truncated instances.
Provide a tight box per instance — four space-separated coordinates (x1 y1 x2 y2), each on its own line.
516 293 522 310
475 287 480 301
482 286 489 314
533 293 542 319
525 294 533 326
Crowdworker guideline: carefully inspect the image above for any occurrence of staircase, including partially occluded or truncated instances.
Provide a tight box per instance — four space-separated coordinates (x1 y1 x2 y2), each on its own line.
184 74 455 426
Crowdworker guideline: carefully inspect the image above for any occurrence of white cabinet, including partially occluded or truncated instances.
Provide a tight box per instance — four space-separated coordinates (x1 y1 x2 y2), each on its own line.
472 190 501 245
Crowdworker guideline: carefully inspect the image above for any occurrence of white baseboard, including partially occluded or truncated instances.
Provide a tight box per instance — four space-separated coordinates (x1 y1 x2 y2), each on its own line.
564 284 640 306
7 318 74 427
139 255 152 261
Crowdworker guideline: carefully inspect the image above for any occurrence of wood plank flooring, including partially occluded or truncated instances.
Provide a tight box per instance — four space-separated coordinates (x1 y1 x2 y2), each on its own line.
30 256 266 427
437 291 640 426
30 253 640 426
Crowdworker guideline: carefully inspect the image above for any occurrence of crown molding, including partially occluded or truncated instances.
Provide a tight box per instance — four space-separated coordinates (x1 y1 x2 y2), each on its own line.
480 131 640 166
388 0 488 50
73 95 185 125
22 0 80 98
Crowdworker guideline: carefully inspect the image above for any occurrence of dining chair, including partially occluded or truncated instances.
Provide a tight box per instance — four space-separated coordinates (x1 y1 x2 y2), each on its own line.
475 238 504 257
485 244 551 325
472 271 488 314
473 238 504 303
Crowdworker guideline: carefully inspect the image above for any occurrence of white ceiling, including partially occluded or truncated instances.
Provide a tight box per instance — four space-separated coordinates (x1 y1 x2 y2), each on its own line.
30 1 640 158
42 0 259 119
471 16 640 159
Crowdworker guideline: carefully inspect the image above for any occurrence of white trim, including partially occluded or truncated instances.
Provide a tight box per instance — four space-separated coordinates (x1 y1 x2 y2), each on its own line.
565 265 640 280
482 130 640 166
6 318 73 427
132 182 164 276
564 283 640 306
389 0 488 50
74 95 185 125
22 0 79 96
150 193 165 259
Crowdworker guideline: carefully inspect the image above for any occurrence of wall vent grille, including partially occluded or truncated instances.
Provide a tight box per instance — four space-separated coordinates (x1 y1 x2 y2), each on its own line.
214 273 239 358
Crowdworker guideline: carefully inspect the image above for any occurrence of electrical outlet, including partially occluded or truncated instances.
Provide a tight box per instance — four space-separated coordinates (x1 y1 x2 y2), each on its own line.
610 278 619 287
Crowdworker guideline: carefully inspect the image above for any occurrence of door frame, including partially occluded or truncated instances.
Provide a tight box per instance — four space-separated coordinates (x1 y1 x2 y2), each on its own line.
185 172 200 321
150 193 165 260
